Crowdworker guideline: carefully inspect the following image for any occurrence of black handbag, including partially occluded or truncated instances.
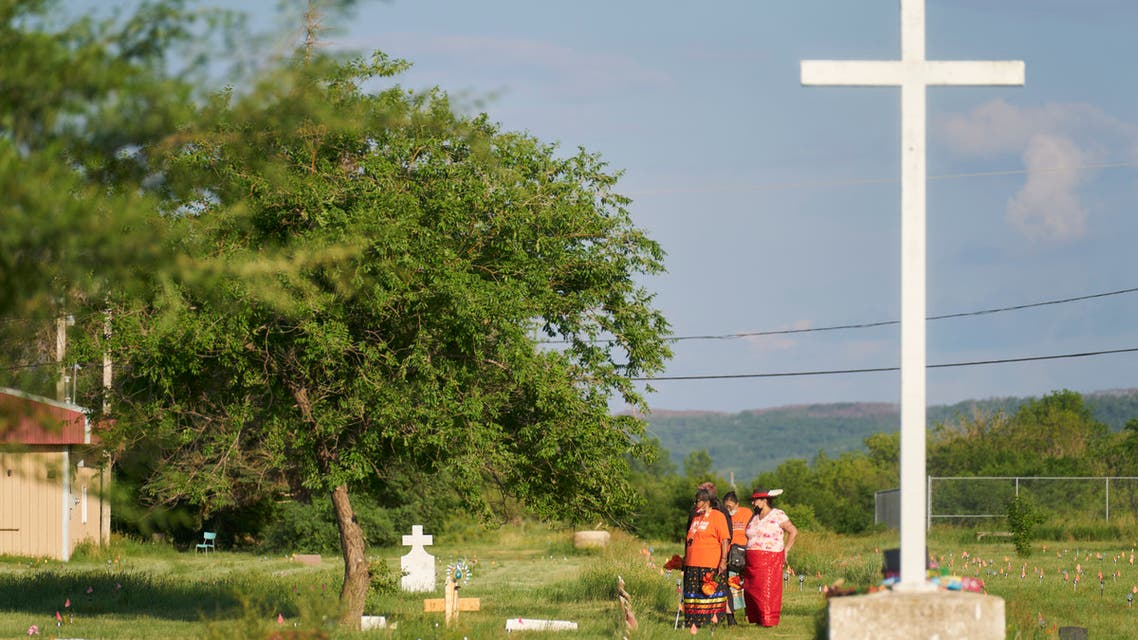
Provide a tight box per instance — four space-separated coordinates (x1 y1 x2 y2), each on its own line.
726 543 747 572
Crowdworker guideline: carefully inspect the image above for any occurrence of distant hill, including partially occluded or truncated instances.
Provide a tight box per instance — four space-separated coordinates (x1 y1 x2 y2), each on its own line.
644 388 1138 483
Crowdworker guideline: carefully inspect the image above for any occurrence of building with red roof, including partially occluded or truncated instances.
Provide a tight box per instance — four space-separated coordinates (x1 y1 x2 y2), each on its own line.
0 387 110 560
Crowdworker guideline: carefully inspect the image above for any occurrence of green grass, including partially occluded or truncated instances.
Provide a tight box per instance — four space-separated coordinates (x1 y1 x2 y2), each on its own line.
1 525 1136 638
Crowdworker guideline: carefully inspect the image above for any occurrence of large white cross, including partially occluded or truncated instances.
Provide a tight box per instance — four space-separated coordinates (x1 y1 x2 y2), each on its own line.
801 0 1023 590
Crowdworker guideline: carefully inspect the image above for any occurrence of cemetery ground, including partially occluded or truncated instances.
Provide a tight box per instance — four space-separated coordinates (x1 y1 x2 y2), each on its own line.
2 524 1138 639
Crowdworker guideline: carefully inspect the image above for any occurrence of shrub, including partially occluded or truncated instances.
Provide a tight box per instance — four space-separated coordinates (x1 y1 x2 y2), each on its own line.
368 558 403 597
782 502 823 531
259 497 399 555
1006 495 1045 557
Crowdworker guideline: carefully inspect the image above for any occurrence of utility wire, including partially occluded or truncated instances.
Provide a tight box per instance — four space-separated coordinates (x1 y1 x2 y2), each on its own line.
632 346 1138 381
541 285 1138 345
626 160 1138 197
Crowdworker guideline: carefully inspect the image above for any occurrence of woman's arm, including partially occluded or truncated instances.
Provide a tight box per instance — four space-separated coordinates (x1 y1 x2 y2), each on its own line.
782 519 798 554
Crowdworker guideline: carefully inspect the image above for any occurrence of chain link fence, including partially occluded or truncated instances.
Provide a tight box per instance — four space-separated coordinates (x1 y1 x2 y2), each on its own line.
874 477 1138 529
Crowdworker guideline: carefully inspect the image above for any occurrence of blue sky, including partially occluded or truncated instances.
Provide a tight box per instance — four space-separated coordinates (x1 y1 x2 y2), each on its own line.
78 1 1138 413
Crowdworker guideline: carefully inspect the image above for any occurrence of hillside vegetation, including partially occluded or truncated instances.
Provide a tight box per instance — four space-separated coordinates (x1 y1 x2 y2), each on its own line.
646 388 1138 480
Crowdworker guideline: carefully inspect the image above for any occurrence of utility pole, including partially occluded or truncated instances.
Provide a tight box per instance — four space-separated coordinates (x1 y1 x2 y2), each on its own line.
102 310 112 413
55 314 73 402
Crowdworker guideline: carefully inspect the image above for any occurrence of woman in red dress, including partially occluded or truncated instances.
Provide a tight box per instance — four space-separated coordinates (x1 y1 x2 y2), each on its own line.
742 488 797 626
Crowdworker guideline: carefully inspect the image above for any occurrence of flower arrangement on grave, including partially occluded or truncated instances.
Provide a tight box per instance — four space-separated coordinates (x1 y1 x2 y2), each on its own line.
447 559 473 586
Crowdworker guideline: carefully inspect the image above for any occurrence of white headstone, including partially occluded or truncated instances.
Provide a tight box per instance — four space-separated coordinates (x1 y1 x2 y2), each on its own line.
360 615 389 630
801 0 1023 590
400 524 436 592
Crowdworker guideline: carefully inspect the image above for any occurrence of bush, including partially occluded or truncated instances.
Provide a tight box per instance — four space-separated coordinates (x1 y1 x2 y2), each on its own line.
260 497 399 555
362 557 406 613
782 502 823 532
1006 495 1045 557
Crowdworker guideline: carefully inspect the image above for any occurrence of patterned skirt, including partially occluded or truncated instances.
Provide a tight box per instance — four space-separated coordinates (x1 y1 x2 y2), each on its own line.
682 566 728 627
742 549 784 626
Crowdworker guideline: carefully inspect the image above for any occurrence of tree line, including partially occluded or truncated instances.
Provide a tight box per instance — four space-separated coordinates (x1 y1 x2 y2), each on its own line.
626 389 1138 540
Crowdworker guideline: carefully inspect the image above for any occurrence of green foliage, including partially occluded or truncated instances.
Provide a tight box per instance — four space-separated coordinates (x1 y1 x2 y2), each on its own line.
1032 522 1127 542
366 558 403 599
0 0 237 323
644 391 1138 484
97 44 671 522
1006 495 1045 557
39 14 673 622
261 498 402 555
752 444 896 535
780 502 821 532
648 404 899 481
630 389 1137 539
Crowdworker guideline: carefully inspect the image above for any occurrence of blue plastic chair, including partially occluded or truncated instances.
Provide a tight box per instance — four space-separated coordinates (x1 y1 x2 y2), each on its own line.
196 531 217 552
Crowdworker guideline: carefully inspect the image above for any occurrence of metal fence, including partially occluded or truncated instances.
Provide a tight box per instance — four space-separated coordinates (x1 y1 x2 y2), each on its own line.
874 478 1138 530
926 476 1138 528
874 488 900 529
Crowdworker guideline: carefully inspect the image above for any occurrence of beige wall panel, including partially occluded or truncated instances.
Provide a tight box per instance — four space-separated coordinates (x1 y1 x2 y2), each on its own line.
0 450 65 559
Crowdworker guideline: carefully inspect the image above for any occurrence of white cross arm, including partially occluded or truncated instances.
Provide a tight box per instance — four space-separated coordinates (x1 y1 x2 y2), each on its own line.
801 60 1024 87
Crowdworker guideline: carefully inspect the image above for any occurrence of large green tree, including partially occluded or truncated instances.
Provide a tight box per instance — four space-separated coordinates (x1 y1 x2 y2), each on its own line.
94 49 671 624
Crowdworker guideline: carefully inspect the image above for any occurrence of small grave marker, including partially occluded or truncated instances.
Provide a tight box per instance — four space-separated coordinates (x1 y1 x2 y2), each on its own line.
1058 627 1088 640
360 615 390 630
505 618 578 632
400 525 435 592
573 530 610 549
424 559 478 625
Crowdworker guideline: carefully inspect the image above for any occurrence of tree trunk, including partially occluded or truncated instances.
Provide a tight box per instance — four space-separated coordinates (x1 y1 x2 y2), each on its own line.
331 483 369 628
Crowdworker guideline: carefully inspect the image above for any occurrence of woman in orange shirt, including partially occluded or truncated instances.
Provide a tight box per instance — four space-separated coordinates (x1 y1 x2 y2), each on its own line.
722 491 753 625
682 488 730 628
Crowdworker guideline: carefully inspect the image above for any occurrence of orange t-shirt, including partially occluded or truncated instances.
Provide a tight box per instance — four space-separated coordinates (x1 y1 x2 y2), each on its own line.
685 508 730 568
728 507 753 547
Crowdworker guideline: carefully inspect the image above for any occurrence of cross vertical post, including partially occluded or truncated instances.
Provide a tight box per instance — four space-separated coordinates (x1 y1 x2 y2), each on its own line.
800 0 1023 589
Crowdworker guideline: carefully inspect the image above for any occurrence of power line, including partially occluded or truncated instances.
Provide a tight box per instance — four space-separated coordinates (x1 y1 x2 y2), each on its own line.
715 285 1138 342
541 285 1138 345
632 346 1138 381
625 160 1138 197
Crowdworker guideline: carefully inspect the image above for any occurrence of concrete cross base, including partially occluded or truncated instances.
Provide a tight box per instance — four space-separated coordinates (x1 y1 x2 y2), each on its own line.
828 590 1005 640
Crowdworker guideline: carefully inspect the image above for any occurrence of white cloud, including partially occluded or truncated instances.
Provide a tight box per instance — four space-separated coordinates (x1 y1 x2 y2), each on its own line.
1007 135 1089 240
937 99 1138 242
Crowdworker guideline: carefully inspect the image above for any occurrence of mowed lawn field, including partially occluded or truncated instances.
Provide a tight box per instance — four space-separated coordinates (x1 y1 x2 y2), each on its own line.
1 523 1136 638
